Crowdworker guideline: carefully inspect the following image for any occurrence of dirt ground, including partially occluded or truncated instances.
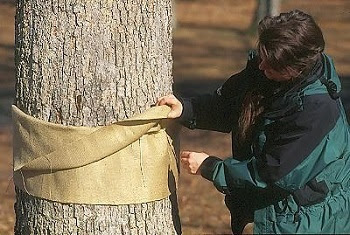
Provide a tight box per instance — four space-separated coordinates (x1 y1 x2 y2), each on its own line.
1 0 350 234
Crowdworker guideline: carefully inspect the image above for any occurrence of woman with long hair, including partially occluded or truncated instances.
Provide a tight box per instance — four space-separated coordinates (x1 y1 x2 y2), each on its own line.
158 10 350 234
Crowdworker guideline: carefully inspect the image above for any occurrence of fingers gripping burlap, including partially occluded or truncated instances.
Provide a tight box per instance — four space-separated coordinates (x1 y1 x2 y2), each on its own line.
12 105 178 205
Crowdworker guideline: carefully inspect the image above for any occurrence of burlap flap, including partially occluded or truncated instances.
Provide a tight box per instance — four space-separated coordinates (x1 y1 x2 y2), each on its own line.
12 105 178 205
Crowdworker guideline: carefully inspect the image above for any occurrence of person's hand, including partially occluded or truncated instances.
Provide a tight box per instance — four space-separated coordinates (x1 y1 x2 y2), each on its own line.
181 151 209 175
156 94 183 119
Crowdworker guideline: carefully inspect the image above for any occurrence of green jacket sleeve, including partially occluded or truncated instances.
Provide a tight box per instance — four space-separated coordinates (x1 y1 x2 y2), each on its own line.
200 156 267 193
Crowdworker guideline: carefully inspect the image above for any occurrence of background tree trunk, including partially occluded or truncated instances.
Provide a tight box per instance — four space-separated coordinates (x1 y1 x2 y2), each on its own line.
256 0 281 22
268 0 281 17
14 0 180 234
247 0 281 34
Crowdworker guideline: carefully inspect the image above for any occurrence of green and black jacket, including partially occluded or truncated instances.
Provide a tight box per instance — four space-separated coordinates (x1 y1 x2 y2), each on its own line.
180 51 350 233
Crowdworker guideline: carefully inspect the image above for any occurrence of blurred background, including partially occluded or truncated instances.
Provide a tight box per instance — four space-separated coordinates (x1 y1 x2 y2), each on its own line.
1 0 350 234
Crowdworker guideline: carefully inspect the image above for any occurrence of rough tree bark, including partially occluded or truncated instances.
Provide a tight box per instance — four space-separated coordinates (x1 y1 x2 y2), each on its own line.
14 0 180 234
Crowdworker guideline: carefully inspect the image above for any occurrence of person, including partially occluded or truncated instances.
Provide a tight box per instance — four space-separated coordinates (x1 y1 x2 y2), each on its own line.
157 9 350 234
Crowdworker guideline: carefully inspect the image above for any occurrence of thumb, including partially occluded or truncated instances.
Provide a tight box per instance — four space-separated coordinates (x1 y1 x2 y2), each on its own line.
181 151 191 158
167 110 180 119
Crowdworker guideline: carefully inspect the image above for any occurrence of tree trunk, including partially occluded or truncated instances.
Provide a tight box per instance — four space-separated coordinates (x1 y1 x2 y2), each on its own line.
256 0 268 25
14 0 180 234
247 0 281 35
257 0 281 21
267 0 281 17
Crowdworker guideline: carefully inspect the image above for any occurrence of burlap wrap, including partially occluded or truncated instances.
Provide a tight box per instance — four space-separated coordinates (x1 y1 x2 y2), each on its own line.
12 105 178 205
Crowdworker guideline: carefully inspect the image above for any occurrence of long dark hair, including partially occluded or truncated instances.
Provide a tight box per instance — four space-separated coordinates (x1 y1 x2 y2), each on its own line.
237 10 325 147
